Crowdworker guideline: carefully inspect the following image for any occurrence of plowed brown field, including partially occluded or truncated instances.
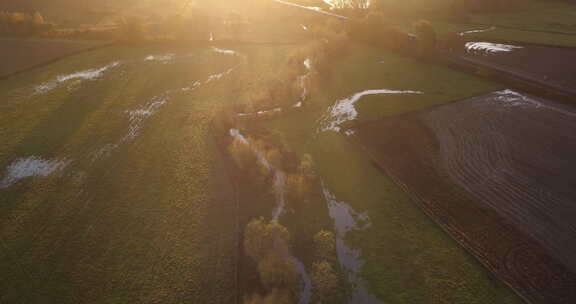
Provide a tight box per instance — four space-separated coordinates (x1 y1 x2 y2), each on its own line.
353 90 576 304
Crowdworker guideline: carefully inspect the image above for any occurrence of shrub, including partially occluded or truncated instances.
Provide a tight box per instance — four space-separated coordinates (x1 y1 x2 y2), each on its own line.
0 11 54 36
243 289 294 304
311 261 339 303
244 217 291 262
313 230 336 261
258 252 299 292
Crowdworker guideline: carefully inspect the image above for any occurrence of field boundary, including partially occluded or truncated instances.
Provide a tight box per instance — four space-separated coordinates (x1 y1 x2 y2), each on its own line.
0 41 114 81
437 49 576 104
350 99 576 304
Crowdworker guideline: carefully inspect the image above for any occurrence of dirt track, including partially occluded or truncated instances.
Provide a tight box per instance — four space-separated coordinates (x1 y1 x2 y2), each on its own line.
353 90 576 304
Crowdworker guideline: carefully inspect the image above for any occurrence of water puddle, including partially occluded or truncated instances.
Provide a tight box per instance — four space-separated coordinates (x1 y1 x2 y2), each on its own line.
494 89 576 117
91 80 206 161
212 47 240 56
144 54 176 63
272 0 349 19
465 42 523 55
460 26 496 36
124 96 168 141
207 68 235 83
0 156 71 189
238 107 282 118
319 89 423 132
322 185 382 304
34 61 121 95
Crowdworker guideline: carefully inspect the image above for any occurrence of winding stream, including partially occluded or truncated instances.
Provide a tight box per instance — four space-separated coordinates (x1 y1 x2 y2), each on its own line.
229 128 312 304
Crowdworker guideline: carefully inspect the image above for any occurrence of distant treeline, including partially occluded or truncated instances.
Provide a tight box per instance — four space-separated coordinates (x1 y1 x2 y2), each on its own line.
0 11 54 36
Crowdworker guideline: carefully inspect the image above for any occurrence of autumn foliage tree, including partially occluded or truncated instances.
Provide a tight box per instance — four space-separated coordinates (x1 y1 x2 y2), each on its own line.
244 217 290 262
243 288 294 304
286 154 317 211
313 230 336 262
311 261 339 304
243 218 300 303
0 11 53 36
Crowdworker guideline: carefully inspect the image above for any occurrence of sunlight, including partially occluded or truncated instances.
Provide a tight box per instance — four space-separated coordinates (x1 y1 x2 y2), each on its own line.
2 0 576 303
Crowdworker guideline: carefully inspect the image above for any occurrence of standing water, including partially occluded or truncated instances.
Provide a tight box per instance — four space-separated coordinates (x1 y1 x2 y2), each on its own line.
322 185 382 304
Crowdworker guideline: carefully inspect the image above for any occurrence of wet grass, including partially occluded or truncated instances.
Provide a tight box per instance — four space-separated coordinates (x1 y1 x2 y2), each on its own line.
253 44 519 303
432 22 576 47
0 39 519 303
433 1 576 47
470 1 576 35
390 1 576 47
0 45 241 303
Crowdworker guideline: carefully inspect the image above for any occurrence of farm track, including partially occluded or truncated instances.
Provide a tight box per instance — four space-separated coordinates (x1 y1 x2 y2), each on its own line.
353 91 576 304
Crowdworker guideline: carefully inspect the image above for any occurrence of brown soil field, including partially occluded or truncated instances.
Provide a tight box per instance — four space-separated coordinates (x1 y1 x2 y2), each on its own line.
0 38 108 78
462 43 576 92
352 90 576 304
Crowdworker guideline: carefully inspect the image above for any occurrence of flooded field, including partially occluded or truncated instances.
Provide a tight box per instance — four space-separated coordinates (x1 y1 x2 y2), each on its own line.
0 45 242 303
0 39 529 303
353 90 576 303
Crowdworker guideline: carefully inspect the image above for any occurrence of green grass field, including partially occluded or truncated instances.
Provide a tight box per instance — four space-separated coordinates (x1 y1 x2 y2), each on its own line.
0 39 518 303
471 1 576 35
248 44 520 303
0 45 243 303
389 1 576 47
447 1 576 47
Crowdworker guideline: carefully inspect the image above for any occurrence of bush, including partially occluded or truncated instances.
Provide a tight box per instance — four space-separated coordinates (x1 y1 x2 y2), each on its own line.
244 217 291 262
313 230 336 261
0 11 54 36
311 261 339 303
285 154 317 211
258 252 299 292
243 289 294 304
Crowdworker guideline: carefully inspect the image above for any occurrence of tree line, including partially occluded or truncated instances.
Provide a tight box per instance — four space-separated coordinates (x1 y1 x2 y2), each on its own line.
0 11 53 36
